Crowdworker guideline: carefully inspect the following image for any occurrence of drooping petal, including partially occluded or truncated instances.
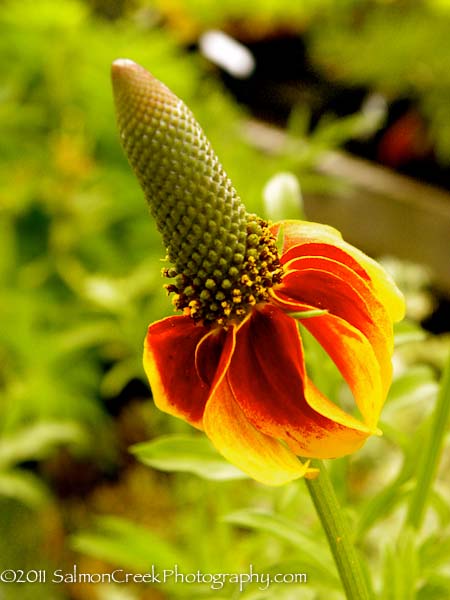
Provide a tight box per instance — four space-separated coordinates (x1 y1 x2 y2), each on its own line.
143 316 229 428
272 256 393 396
303 309 385 429
272 220 405 323
203 376 316 485
284 242 371 282
226 303 372 459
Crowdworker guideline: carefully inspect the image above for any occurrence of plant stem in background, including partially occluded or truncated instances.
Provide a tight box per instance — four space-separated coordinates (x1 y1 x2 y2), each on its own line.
305 459 372 600
406 351 450 530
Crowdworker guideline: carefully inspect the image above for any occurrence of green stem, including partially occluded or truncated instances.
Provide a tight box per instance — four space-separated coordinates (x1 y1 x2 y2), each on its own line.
406 350 450 530
305 459 372 600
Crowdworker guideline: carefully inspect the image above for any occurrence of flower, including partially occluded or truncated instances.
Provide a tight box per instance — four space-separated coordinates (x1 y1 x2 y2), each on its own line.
111 59 405 486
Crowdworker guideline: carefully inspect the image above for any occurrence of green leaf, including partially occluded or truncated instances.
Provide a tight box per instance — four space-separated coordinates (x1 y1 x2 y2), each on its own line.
100 357 141 397
56 321 118 353
275 222 285 254
380 529 418 600
71 516 188 573
0 469 50 507
0 421 89 468
429 488 450 527
130 434 248 481
419 526 450 574
356 436 421 536
223 509 338 586
287 309 328 320
356 475 411 537
393 321 427 346
417 575 450 600
387 365 438 406
406 351 450 529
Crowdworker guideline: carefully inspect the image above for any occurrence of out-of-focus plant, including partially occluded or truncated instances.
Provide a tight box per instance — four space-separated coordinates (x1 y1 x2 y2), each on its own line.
0 0 388 451
141 0 356 41
1 1 449 599
139 0 450 168
308 1 450 164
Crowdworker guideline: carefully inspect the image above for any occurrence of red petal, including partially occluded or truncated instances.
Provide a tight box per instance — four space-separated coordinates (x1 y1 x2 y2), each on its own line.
271 220 405 322
283 242 370 281
227 304 371 458
274 293 384 428
203 376 316 485
273 256 393 396
301 309 384 428
143 316 228 428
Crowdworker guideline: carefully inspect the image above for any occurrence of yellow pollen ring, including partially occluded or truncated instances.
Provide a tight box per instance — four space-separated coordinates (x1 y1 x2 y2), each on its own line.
164 216 284 326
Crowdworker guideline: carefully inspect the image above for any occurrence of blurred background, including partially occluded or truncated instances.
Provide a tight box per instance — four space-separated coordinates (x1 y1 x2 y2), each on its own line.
1 1 450 598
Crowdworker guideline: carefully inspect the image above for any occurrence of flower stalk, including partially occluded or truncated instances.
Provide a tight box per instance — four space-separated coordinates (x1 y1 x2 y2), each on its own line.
305 460 373 600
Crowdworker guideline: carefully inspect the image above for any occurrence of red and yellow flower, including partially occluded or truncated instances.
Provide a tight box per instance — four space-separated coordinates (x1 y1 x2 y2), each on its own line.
112 59 405 485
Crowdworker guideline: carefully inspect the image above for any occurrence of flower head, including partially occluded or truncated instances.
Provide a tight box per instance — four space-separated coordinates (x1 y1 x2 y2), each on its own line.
112 59 405 485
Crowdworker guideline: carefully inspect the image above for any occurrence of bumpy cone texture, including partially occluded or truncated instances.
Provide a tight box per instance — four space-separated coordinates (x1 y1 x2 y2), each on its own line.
112 59 283 325
111 59 248 279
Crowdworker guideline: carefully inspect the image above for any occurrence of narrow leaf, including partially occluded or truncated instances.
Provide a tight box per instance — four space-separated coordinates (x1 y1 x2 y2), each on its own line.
288 309 328 319
406 351 450 529
223 508 337 585
0 421 88 468
131 434 247 481
381 529 418 600
71 516 188 573
0 469 50 507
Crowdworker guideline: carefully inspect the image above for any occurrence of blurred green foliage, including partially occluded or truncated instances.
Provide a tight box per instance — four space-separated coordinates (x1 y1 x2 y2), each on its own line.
308 1 450 163
0 0 449 599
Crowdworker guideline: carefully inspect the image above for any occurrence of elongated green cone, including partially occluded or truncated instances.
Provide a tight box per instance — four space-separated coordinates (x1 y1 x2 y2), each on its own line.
112 59 282 325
